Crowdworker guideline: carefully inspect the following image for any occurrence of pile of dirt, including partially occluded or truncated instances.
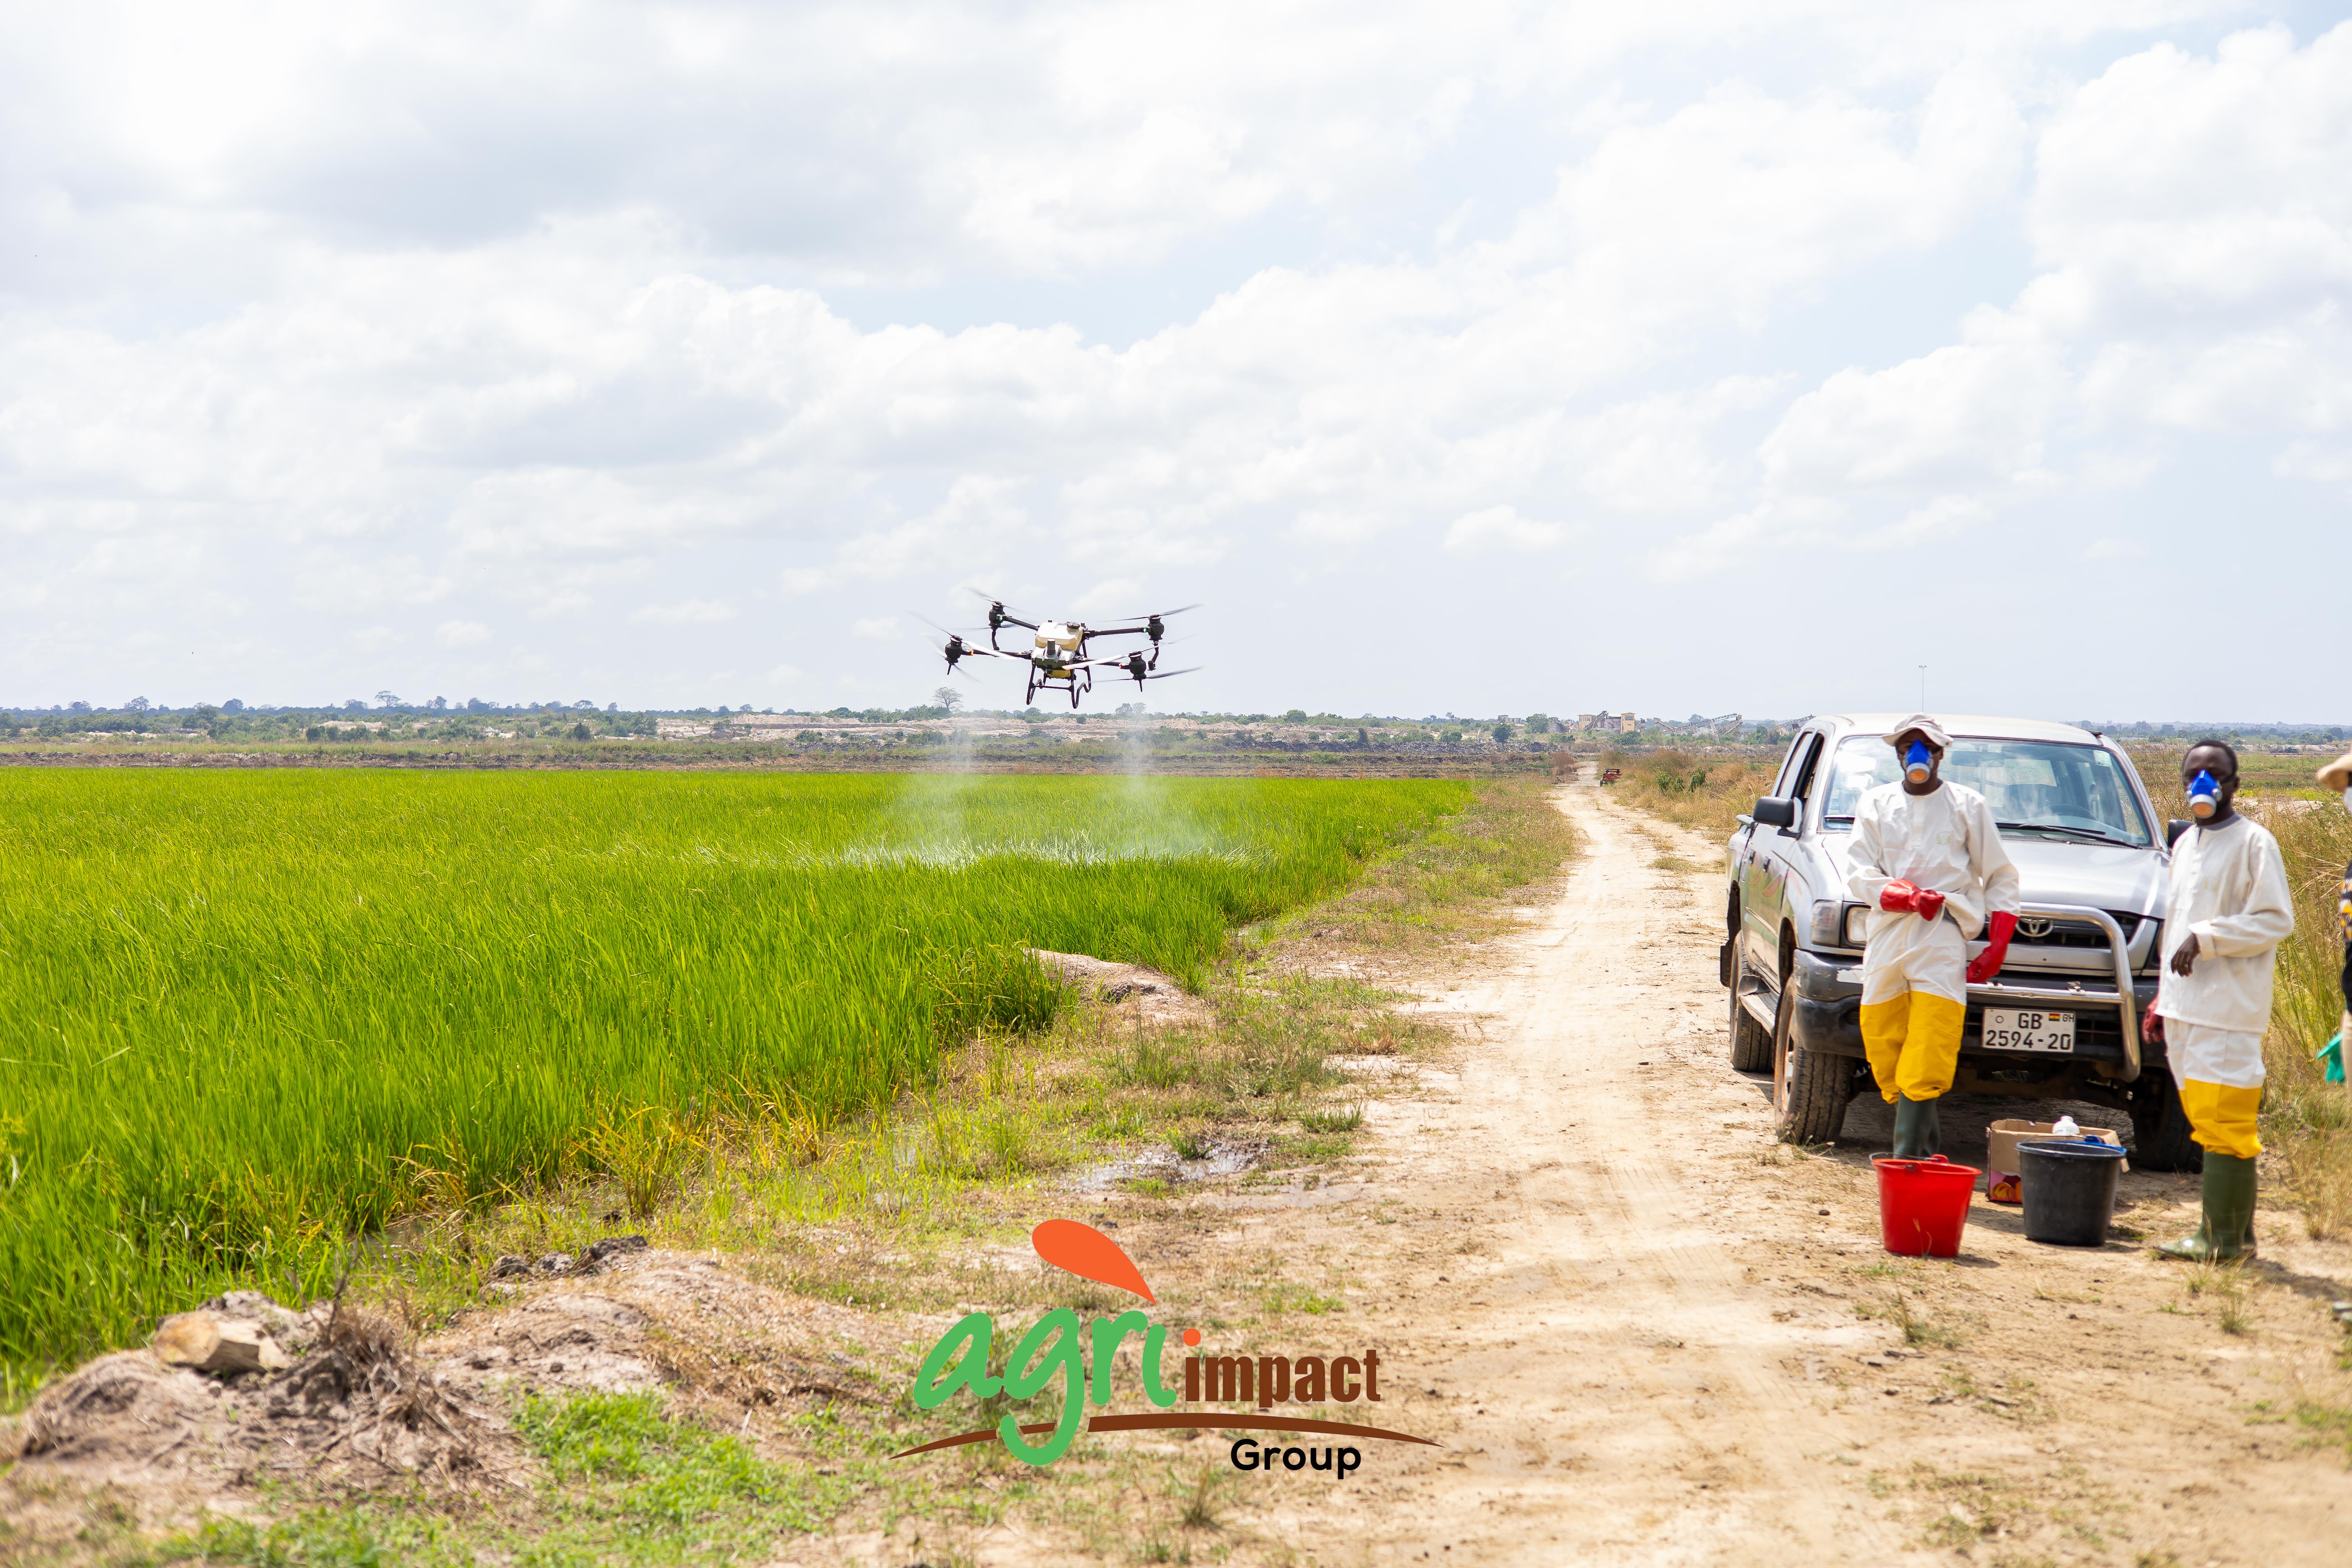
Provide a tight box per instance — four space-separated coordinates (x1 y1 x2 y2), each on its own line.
3 1297 512 1520
1028 948 1209 1026
0 1246 890 1546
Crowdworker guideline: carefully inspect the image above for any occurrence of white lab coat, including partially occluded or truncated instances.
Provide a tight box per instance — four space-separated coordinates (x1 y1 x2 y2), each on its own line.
2155 815 2294 1037
1845 780 2022 1006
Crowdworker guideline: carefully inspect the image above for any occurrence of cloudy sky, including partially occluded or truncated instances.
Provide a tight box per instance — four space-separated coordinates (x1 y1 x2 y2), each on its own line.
4 2 2348 720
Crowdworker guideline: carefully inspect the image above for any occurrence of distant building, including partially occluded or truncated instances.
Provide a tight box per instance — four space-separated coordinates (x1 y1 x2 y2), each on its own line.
1576 712 1640 733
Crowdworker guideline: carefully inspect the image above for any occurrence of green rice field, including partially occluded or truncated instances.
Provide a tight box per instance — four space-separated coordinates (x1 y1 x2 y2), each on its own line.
0 770 1469 1389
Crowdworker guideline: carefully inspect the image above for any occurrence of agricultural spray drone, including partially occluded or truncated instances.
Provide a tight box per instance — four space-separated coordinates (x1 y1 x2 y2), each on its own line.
923 592 1200 709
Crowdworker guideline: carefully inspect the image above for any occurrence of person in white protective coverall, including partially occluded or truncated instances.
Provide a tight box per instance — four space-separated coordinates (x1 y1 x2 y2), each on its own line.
1844 716 2023 1159
2145 740 2295 1262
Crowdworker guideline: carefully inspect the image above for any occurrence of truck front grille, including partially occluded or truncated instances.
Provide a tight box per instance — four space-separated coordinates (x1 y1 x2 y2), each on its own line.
2010 911 2141 950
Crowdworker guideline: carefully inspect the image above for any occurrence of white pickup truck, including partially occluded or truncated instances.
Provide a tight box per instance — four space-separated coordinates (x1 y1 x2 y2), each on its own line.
1721 713 2198 1170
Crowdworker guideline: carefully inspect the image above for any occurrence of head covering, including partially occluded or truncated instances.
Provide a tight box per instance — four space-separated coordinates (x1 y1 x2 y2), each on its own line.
1882 714 1952 750
2318 750 2352 791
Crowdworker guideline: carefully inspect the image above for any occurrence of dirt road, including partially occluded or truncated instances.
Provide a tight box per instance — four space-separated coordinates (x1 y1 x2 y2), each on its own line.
1204 783 2352 1565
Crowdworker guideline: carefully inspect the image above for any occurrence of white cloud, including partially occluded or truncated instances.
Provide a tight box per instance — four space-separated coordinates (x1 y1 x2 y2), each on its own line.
765 664 803 683
1443 506 1565 553
2 6 2343 718
1071 578 1143 617
2276 441 2352 491
2031 25 2352 326
1760 341 2063 494
628 599 737 625
1856 496 1994 550
435 620 492 648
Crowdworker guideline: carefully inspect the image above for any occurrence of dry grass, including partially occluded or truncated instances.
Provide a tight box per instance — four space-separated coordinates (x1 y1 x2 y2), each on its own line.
2184 1260 2256 1335
1858 1288 1970 1350
2252 796 2352 1239
1602 748 1778 846
1258 773 1577 950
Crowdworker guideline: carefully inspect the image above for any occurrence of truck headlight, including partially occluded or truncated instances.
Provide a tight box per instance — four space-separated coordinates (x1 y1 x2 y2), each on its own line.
1808 900 1842 946
1842 904 1873 948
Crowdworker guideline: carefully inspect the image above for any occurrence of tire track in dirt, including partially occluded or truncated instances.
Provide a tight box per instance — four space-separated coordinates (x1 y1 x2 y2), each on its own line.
1244 783 1911 1564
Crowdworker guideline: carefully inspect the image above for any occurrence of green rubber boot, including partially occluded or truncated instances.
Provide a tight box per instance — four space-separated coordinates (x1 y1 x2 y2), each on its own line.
2159 1151 2259 1262
1891 1096 1932 1159
1919 1096 1942 1159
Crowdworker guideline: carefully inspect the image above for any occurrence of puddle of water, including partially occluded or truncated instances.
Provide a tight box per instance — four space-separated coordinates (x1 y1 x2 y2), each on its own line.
1073 1139 1265 1193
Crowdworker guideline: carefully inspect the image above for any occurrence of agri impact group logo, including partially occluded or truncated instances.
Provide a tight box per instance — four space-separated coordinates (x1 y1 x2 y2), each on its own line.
894 1219 1433 1476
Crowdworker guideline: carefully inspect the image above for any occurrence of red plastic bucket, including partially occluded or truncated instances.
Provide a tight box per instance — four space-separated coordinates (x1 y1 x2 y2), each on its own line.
1873 1154 1981 1257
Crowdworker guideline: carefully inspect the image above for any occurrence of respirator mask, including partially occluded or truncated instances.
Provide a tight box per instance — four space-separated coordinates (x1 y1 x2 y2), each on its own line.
1903 739 1934 786
2188 769 2222 820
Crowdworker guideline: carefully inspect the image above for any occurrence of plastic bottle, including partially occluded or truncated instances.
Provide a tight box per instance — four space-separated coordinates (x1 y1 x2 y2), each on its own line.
2052 1115 2079 1137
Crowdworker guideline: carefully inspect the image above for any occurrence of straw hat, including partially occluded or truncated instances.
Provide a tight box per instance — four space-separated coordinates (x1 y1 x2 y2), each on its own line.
2319 751 2352 791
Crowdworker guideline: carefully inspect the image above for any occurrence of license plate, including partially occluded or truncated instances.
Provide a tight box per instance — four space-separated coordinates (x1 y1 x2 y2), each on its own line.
1982 1008 2075 1053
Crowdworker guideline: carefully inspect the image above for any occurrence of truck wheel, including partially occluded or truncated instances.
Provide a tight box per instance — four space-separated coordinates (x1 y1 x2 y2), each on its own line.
1729 970 1772 1072
2128 1066 2205 1173
1772 987 1848 1144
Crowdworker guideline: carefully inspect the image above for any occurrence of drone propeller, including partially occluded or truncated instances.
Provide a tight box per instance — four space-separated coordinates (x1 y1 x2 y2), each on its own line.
913 611 987 638
911 612 995 674
1106 603 1200 644
964 587 1041 637
1133 664 1200 682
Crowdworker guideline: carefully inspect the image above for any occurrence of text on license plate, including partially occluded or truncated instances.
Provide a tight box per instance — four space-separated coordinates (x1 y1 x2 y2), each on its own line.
1982 1008 2075 1053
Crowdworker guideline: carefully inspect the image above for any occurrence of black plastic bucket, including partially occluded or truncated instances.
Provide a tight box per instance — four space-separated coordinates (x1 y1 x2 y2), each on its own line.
2017 1138 2128 1246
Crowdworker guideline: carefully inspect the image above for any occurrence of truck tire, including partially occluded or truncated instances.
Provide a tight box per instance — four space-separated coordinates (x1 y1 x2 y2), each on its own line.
1772 986 1849 1145
2128 1066 2205 1174
1729 969 1772 1072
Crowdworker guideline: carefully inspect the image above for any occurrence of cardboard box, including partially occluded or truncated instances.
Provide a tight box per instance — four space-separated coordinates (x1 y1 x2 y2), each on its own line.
1984 1119 2125 1204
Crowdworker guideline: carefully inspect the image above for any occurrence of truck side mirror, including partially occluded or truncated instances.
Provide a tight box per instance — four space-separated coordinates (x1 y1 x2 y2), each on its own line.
2165 819 2191 849
1753 796 1799 828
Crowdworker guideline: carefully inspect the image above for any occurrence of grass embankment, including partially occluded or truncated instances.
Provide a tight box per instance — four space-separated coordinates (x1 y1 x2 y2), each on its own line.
0 771 1471 1395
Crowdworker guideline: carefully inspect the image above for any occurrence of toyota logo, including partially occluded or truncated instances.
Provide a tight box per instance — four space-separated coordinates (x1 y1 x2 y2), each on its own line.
2017 917 2055 939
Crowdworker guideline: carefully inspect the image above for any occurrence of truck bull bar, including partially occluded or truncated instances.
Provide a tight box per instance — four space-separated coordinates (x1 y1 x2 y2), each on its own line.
1965 902 2142 1083
1792 901 2146 1082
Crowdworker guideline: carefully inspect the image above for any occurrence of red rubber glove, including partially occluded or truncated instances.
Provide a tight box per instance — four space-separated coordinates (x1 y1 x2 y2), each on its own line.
2141 1001 2164 1043
1880 879 1920 913
1966 910 2017 984
1914 887 1948 923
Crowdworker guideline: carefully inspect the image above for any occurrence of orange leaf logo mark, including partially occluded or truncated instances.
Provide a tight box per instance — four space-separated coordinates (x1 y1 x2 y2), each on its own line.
1030 1219 1156 1303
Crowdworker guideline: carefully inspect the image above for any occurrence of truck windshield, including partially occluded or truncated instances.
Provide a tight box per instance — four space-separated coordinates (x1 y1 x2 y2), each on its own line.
1819 737 2153 846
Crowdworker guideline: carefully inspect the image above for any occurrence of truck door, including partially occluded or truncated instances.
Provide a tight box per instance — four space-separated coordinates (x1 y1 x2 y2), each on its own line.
1739 729 1812 976
1744 728 1822 980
